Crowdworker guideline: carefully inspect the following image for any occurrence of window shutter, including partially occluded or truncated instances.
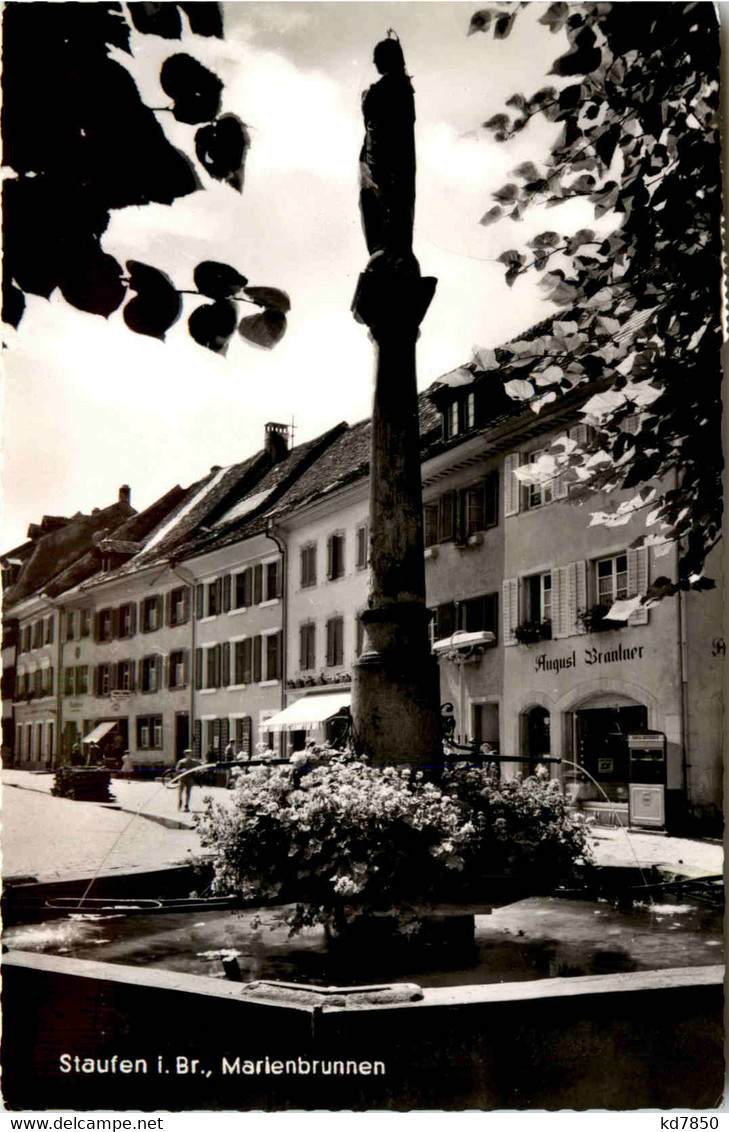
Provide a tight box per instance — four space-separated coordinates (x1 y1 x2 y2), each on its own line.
563 560 586 638
195 585 204 619
181 650 189 686
326 536 334 579
253 565 263 605
627 547 649 625
552 567 570 639
195 648 203 689
93 666 101 696
221 717 230 749
222 574 232 613
503 454 521 517
485 472 499 527
326 619 334 665
221 641 231 686
241 717 252 756
165 592 172 627
155 594 164 628
467 484 485 536
181 587 190 623
48 617 55 644
275 631 283 678
193 719 202 759
253 636 262 683
502 579 518 645
93 613 100 642
569 424 590 446
111 608 120 639
299 624 307 670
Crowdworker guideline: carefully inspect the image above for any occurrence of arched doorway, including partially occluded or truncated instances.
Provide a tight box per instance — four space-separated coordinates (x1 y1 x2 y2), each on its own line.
570 694 648 803
523 705 551 773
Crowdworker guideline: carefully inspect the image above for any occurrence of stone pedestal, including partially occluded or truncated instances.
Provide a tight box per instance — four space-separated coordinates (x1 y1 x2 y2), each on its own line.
351 268 442 767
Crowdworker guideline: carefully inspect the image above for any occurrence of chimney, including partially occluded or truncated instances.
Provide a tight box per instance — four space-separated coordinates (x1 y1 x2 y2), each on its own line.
265 422 290 464
119 485 131 506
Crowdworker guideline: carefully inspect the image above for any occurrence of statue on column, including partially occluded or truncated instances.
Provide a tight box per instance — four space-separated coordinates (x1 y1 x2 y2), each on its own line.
359 33 419 277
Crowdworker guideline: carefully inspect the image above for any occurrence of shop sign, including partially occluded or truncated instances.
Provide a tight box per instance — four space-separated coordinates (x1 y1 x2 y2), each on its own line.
67 700 83 713
534 641 646 674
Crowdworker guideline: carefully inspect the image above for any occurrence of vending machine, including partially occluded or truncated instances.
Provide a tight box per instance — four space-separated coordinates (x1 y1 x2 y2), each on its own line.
627 731 667 830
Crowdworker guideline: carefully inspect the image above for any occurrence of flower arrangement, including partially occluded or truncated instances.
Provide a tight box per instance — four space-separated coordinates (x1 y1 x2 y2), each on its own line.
578 604 620 633
197 748 592 937
513 618 552 645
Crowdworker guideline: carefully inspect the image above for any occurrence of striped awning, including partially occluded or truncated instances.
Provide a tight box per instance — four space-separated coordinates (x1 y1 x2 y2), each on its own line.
82 721 117 744
265 692 351 732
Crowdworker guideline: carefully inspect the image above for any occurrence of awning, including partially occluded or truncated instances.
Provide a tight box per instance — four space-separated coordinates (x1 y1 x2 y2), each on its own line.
265 692 351 732
432 630 495 654
82 721 117 744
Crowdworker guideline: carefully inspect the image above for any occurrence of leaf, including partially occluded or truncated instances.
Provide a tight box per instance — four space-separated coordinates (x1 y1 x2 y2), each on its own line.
188 300 237 354
194 261 248 300
160 54 222 124
506 93 527 112
494 12 517 39
244 286 291 313
550 43 602 77
504 378 534 400
479 205 503 226
528 231 561 249
493 183 518 204
468 9 493 35
472 346 497 370
482 113 510 132
128 3 182 38
512 161 540 180
195 114 250 190
238 309 287 350
123 260 181 340
59 250 126 318
538 2 568 33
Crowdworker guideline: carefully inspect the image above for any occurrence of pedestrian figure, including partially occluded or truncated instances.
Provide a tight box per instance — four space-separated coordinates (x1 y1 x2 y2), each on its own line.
175 749 200 812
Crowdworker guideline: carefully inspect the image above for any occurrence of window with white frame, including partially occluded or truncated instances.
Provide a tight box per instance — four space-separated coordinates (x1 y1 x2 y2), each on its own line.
118 659 134 692
63 668 74 696
596 553 629 605
234 570 252 609
75 666 89 695
526 451 554 510
233 639 251 685
137 715 163 750
119 603 135 638
79 609 91 638
169 586 189 625
140 655 159 693
141 595 161 632
45 616 54 644
265 632 281 681
265 560 281 601
168 650 187 689
525 573 553 623
65 613 75 642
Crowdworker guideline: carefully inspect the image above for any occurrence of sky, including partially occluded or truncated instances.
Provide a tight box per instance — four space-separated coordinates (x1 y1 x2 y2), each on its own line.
2 1 608 551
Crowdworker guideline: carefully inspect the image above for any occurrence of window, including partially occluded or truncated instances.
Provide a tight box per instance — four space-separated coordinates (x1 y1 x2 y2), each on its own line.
526 573 553 623
118 659 134 692
207 578 221 617
265 632 281 681
234 570 252 609
32 620 43 649
438 492 456 542
36 723 43 758
458 475 498 538
98 609 114 642
45 616 54 645
265 560 281 601
169 650 187 689
355 524 368 570
79 609 91 638
21 625 31 652
43 667 54 696
300 544 317 588
65 614 75 643
424 504 439 548
137 715 163 750
445 400 459 439
457 593 498 636
118 603 135 638
465 391 476 431
97 664 111 696
526 451 554 510
443 391 479 440
206 646 220 689
234 717 252 757
432 602 457 642
142 595 161 632
75 666 89 696
299 623 315 671
253 564 263 605
169 586 189 625
597 553 629 605
234 639 252 685
327 534 345 580
326 616 344 667
63 668 74 696
141 656 159 693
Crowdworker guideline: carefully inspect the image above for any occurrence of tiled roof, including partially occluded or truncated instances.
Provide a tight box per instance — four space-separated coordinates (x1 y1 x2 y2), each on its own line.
4 499 136 607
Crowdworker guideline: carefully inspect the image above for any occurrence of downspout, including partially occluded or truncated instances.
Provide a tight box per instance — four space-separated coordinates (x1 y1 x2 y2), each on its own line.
672 466 690 814
171 563 197 757
265 521 287 757
53 600 64 769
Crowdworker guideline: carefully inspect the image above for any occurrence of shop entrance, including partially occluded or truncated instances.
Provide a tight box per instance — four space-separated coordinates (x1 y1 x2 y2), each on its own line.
572 703 647 802
175 713 190 761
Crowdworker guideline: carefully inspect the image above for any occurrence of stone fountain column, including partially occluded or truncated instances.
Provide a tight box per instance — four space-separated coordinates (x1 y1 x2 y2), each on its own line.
350 34 442 767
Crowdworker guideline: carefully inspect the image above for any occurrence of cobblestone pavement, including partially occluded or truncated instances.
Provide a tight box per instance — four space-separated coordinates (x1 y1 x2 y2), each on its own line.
2 770 723 883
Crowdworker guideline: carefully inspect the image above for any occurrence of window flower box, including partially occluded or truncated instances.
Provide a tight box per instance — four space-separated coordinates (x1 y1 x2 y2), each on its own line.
513 619 552 645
